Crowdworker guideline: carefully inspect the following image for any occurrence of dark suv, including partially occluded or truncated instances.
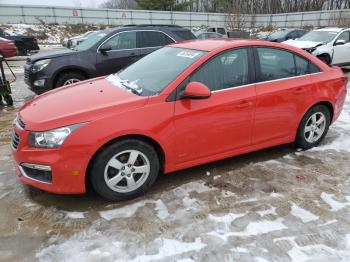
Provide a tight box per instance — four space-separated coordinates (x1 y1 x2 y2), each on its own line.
24 25 195 94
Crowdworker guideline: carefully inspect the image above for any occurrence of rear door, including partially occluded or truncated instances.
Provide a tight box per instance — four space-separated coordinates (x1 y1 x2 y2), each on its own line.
95 31 140 75
252 47 315 144
137 30 174 58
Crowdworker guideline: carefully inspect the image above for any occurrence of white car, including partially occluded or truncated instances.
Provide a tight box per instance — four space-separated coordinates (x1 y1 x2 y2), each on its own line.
283 27 350 66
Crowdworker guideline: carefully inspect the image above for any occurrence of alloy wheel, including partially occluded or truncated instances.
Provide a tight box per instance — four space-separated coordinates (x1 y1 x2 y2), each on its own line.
104 150 151 193
304 112 326 143
63 78 80 85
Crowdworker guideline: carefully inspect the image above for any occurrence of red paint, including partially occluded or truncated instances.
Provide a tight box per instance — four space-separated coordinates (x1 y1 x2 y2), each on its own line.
12 39 347 194
0 38 17 58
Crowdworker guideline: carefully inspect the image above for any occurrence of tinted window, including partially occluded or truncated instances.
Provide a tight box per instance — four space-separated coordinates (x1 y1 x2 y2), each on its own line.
257 47 295 81
172 30 196 40
190 48 249 91
310 63 321 74
217 28 226 35
105 31 136 50
287 31 298 39
295 55 309 76
137 31 174 48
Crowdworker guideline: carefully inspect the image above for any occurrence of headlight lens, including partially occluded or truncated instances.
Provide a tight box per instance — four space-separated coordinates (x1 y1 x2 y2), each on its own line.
28 123 84 148
32 59 51 73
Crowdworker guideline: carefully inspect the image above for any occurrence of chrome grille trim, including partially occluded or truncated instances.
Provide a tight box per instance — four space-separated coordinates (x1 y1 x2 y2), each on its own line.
11 132 20 150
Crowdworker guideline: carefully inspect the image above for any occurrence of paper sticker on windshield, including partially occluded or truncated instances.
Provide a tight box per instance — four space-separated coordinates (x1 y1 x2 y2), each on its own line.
177 50 201 59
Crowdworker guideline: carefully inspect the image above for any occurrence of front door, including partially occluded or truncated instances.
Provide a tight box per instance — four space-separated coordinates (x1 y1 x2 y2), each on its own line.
332 31 350 65
174 48 256 164
96 31 140 75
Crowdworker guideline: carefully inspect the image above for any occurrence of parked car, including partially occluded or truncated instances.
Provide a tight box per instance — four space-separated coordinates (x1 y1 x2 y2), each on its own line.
24 24 196 94
260 29 307 42
283 27 350 65
195 32 224 39
0 37 17 58
207 27 226 35
12 39 347 201
0 28 39 56
62 31 95 49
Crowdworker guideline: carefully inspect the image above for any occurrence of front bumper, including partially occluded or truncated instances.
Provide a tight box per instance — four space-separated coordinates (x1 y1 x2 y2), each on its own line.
11 125 88 194
23 63 53 94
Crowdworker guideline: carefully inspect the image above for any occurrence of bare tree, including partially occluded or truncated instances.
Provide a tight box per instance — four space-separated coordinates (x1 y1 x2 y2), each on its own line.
101 0 137 9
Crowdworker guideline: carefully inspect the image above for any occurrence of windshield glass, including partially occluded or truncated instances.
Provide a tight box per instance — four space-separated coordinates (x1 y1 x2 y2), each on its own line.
269 30 290 39
74 31 107 51
298 30 338 43
107 47 206 96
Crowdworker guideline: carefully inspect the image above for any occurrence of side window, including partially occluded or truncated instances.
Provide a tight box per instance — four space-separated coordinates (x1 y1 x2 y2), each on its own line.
257 47 295 81
287 31 298 39
309 63 321 74
295 55 309 76
137 31 174 48
336 31 350 43
105 31 136 50
190 48 249 91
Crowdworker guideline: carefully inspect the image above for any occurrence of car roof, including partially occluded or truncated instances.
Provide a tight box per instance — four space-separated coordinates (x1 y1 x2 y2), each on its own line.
169 38 308 52
314 27 344 32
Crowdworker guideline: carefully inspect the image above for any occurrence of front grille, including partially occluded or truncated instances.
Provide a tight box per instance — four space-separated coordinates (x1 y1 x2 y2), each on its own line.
12 132 20 150
20 164 52 183
17 117 26 129
24 67 30 79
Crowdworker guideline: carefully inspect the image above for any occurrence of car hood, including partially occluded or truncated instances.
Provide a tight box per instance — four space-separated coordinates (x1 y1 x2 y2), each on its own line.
28 48 76 62
19 77 149 131
283 39 324 49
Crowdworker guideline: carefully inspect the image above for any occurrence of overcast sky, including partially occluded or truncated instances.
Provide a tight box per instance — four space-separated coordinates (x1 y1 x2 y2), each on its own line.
0 0 106 8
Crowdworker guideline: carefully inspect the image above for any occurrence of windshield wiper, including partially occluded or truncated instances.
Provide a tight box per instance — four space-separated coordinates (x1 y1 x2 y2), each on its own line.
106 74 143 95
119 80 143 95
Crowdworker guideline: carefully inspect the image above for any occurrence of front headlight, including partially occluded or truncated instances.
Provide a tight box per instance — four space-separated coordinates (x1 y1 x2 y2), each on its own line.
32 59 51 73
28 123 84 148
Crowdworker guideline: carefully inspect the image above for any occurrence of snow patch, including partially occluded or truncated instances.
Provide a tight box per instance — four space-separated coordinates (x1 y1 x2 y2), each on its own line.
65 212 85 219
257 206 277 217
100 199 169 221
290 203 319 223
320 192 350 211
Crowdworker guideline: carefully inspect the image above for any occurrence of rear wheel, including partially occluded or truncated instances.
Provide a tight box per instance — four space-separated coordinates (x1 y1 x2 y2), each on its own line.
295 105 331 149
55 72 85 88
89 139 160 201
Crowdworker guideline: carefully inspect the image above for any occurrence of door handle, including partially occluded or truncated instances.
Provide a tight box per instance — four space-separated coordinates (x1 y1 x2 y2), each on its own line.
294 87 307 95
235 100 252 109
129 52 137 57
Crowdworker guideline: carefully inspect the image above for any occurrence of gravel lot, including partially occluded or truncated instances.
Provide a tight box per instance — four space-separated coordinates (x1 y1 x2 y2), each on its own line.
0 55 350 262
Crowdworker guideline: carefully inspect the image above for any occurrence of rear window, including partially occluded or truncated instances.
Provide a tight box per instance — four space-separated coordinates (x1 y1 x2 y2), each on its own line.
172 30 196 40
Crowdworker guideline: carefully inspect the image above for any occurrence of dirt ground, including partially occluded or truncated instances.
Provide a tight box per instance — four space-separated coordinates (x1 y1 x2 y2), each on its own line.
0 56 350 262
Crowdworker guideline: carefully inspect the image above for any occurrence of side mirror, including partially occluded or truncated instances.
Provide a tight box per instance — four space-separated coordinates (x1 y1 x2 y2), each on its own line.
99 44 112 53
335 39 346 46
182 82 211 99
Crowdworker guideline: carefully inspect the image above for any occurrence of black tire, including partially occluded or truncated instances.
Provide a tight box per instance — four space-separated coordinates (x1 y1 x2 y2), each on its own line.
55 72 85 88
295 105 331 150
318 54 331 65
3 95 13 106
17 46 27 56
89 139 160 201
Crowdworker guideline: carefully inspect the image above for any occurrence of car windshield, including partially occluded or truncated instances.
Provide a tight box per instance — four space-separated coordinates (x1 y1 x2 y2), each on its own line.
74 31 107 51
106 47 206 96
298 30 338 43
268 30 290 39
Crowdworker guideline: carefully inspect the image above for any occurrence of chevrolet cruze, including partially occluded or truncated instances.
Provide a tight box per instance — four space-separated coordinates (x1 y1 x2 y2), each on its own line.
12 39 347 201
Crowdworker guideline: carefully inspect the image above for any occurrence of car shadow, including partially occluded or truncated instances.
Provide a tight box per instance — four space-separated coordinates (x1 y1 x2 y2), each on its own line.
26 143 297 211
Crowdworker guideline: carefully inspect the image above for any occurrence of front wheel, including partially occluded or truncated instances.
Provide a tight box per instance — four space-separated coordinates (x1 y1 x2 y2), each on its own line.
55 72 85 88
295 105 331 150
89 139 160 201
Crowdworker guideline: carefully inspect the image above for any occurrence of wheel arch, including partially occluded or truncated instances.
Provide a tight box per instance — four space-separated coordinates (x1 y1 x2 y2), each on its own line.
298 100 334 131
316 53 332 64
53 67 89 87
85 134 166 190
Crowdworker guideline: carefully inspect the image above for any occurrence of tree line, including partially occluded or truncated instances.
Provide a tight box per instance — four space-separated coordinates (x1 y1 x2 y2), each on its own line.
100 0 350 13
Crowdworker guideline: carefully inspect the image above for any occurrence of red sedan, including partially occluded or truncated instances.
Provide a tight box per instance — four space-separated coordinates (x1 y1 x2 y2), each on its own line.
0 37 17 58
12 39 347 200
